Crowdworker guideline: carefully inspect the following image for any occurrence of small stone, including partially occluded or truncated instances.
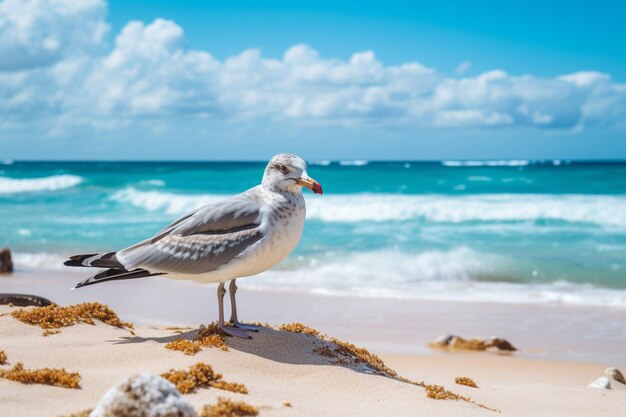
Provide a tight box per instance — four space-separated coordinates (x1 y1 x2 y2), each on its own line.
604 367 626 385
90 374 196 417
282 401 292 407
0 248 13 273
588 376 611 390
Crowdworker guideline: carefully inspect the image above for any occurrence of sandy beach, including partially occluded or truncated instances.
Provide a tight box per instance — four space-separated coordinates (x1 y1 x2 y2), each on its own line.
1 270 625 417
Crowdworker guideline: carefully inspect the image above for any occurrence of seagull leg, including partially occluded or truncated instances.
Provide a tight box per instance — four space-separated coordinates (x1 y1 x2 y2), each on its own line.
217 281 250 339
228 279 263 331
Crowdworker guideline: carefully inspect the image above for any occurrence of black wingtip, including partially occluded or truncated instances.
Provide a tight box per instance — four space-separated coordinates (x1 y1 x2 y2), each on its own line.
72 280 87 290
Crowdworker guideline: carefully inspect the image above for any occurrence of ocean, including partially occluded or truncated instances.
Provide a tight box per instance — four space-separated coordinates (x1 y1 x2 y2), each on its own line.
1 159 626 309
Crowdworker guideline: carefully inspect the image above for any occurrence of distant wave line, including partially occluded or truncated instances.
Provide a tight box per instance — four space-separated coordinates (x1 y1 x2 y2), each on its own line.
0 174 83 194
111 187 626 227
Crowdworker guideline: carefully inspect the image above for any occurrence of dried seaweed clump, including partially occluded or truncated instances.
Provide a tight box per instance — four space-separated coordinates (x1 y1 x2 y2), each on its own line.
283 322 497 412
11 303 133 334
197 323 229 351
331 338 398 377
450 337 487 350
423 383 472 401
209 379 248 394
430 335 516 353
165 339 202 356
57 410 92 417
455 376 478 388
200 397 258 417
161 362 248 395
0 362 80 388
165 325 229 355
0 350 7 365
279 322 321 337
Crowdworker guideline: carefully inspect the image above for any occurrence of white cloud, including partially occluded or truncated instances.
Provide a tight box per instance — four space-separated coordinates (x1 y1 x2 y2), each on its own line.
0 0 108 71
0 0 625 135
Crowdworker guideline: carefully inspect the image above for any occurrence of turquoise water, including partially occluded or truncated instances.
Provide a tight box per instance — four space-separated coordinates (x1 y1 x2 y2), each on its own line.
1 159 625 307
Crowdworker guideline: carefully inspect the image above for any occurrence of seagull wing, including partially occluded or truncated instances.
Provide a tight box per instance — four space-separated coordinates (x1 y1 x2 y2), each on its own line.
116 196 265 275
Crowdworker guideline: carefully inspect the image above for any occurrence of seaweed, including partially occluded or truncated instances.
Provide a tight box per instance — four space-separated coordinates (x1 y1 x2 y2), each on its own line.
455 376 478 388
200 397 258 417
11 302 133 336
0 362 80 388
161 362 248 395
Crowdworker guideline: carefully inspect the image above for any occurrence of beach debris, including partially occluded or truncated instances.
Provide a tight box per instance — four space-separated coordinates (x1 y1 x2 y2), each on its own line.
282 322 498 411
0 362 80 388
455 377 478 388
165 324 230 355
450 337 487 351
10 302 133 335
422 383 472 401
485 337 517 352
0 350 7 365
196 323 229 350
604 367 626 385
161 362 248 395
429 334 516 353
0 293 52 307
0 248 13 273
282 322 398 377
200 397 258 417
90 374 196 417
165 339 202 355
57 410 92 417
430 334 457 348
279 322 322 337
282 401 292 407
588 376 611 390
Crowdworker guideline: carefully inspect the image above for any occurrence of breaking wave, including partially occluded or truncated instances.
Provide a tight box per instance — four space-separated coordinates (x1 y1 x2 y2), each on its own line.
253 249 626 309
14 248 626 309
111 187 224 215
0 175 83 194
112 188 626 227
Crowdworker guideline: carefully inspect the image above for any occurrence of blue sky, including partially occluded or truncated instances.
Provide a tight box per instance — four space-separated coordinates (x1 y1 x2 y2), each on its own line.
108 0 626 79
1 0 625 160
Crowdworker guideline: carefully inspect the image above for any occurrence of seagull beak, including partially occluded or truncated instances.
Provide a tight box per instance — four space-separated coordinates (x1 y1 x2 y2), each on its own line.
296 176 323 194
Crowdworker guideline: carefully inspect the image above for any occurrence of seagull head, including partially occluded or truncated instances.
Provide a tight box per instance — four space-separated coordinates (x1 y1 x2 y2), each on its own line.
262 153 323 195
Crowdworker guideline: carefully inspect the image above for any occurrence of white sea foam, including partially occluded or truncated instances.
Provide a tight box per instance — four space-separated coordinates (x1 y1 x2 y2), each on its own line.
16 248 626 308
139 179 166 187
339 160 369 166
12 252 68 271
309 160 331 166
442 160 530 167
111 187 224 215
0 174 83 194
306 194 626 226
250 249 626 309
111 188 626 227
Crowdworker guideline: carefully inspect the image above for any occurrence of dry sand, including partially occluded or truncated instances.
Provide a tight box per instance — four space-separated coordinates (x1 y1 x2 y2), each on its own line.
1 304 625 417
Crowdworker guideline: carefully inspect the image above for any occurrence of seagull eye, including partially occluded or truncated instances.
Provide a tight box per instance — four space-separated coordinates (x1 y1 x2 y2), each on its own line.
279 165 289 174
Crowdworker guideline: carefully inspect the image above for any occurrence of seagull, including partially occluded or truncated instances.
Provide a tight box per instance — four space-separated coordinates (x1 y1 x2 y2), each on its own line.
64 154 323 338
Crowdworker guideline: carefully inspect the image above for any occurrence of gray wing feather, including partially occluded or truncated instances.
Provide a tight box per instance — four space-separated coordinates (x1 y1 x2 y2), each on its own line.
117 196 264 275
151 198 262 243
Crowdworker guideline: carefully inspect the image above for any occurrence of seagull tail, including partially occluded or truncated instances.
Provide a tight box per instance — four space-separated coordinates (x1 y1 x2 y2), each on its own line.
64 252 123 268
72 268 164 289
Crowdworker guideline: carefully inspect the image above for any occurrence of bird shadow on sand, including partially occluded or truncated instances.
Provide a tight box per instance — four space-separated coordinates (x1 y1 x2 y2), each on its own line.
111 324 389 376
